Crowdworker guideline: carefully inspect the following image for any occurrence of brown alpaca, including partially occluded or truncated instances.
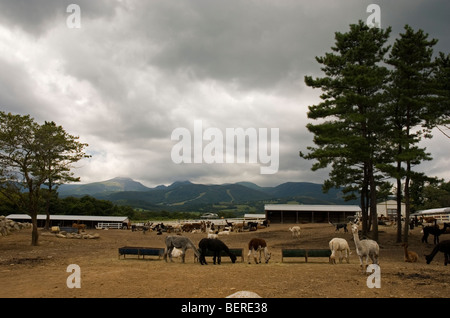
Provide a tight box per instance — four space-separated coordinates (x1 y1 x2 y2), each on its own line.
402 243 418 263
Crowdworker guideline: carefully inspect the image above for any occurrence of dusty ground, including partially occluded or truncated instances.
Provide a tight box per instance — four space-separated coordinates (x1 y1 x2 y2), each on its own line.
0 222 449 298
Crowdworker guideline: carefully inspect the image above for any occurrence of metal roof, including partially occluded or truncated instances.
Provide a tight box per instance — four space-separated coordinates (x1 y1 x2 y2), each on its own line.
6 214 129 222
411 207 450 216
244 214 266 219
264 204 361 212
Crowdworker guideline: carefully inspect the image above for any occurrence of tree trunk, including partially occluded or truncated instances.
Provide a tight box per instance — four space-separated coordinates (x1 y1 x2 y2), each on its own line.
44 183 53 230
361 163 369 236
396 162 403 243
31 213 39 246
369 163 378 242
403 161 411 243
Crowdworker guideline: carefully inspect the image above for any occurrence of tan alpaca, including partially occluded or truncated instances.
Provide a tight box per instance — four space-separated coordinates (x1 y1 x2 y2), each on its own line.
402 243 419 263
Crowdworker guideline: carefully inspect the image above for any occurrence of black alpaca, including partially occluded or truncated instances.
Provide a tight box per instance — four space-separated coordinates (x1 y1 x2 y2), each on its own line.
425 240 450 266
198 238 237 265
329 221 348 233
422 223 449 244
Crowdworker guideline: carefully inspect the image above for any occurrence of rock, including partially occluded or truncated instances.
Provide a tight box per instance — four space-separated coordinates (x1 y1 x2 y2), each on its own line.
0 216 31 236
226 291 262 298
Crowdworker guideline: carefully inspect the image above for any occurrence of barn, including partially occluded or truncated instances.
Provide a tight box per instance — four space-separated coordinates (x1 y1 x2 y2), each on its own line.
377 199 406 218
264 204 361 224
5 214 130 229
411 207 450 224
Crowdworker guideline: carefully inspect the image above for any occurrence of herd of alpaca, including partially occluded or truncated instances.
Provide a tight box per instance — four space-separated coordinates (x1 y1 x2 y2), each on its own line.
162 220 450 268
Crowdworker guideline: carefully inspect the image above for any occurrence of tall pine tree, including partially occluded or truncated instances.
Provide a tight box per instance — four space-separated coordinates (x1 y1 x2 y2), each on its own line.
386 25 438 243
301 21 391 239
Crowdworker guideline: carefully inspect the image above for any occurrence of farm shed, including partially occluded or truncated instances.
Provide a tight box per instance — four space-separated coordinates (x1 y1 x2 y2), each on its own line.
5 214 130 229
264 204 361 224
377 200 406 218
411 207 450 224
243 214 266 220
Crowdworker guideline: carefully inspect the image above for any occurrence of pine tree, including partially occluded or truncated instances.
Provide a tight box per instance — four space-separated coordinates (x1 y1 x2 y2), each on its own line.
301 21 391 239
386 25 438 243
433 52 450 137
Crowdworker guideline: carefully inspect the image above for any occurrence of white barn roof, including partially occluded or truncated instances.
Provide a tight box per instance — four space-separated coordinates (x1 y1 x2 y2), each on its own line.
244 214 266 219
412 207 450 215
6 214 129 222
264 204 361 212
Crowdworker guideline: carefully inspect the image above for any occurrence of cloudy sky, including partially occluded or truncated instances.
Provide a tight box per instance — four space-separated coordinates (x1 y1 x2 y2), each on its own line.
0 0 449 188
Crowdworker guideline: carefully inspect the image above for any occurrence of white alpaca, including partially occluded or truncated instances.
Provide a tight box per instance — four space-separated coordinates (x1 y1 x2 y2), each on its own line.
207 233 218 239
170 247 183 259
351 224 379 272
289 226 301 239
329 238 350 264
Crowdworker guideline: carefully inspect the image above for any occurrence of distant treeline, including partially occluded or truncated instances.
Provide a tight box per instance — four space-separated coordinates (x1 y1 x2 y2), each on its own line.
0 195 135 219
0 194 240 221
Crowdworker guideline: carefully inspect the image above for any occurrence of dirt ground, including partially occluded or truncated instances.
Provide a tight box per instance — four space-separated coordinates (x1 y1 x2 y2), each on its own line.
0 222 449 299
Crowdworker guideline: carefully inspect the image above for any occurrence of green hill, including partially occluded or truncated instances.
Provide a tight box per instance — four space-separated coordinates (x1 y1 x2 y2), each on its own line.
58 177 357 212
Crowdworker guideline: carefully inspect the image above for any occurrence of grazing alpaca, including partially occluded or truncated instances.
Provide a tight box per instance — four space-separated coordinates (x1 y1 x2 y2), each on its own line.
247 238 271 264
289 226 301 239
425 240 450 266
169 247 184 261
164 236 200 263
198 238 237 265
329 238 350 264
351 224 379 272
329 221 348 233
402 243 418 263
421 224 449 244
207 231 218 239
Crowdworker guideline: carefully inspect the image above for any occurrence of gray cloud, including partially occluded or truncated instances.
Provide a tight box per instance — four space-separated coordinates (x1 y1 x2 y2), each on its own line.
0 0 118 36
0 1 448 187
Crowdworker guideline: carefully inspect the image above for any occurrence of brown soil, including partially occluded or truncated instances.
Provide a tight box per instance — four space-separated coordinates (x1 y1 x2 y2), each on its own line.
0 223 449 298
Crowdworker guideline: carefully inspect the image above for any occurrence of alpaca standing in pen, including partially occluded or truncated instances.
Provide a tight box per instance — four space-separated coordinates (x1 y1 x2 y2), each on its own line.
329 238 350 264
289 226 301 239
351 224 379 272
198 238 237 265
164 236 200 263
247 238 271 264
425 240 450 265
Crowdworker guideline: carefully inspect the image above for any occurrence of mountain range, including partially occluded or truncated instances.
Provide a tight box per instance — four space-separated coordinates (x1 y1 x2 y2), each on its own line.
57 177 357 211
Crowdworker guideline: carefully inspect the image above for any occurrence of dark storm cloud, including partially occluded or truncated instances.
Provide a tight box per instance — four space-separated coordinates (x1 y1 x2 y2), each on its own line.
0 0 117 36
0 0 448 186
137 0 368 91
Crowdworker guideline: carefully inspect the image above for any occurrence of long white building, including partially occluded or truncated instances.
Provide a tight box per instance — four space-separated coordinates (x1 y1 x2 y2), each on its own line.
264 204 361 224
6 214 130 229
